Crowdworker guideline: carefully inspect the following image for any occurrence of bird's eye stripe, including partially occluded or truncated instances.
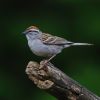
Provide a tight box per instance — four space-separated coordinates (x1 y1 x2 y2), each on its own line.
28 30 33 32
28 30 39 32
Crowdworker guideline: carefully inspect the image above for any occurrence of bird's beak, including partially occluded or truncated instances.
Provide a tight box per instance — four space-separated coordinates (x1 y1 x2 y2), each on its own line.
22 30 27 35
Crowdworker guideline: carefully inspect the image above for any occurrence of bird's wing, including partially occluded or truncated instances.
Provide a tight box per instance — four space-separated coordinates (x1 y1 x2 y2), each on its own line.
41 33 73 45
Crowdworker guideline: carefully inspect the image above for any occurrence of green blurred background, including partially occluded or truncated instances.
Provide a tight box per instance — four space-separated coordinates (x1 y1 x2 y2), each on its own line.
0 0 100 100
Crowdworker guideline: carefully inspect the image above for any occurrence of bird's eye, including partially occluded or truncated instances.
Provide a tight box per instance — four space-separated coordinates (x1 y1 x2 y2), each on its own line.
34 33 37 35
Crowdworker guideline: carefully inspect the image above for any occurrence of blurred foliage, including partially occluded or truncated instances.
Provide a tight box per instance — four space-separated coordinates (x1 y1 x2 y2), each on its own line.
0 0 100 100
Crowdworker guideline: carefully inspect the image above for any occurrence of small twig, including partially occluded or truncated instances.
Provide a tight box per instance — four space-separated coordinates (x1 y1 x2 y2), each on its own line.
25 60 100 100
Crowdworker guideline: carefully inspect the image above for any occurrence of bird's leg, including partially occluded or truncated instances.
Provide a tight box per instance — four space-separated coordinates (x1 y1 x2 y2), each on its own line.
39 55 56 69
47 54 56 63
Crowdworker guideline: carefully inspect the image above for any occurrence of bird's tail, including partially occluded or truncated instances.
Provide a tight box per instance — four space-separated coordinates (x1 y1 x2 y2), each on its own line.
64 42 93 48
72 43 93 46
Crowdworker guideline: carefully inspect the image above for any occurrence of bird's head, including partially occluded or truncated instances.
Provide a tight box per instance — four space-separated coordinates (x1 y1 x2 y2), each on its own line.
22 26 42 40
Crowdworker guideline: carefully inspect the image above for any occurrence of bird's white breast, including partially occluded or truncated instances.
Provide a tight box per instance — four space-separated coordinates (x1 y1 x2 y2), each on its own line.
28 39 63 57
28 39 51 57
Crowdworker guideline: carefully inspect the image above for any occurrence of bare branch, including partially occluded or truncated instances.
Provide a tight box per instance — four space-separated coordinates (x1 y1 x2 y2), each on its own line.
25 60 100 100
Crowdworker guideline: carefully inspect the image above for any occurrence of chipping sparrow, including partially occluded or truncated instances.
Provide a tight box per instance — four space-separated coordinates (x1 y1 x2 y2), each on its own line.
23 26 92 62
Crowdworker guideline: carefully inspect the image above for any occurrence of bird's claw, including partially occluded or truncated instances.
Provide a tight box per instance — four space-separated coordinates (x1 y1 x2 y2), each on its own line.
39 60 48 70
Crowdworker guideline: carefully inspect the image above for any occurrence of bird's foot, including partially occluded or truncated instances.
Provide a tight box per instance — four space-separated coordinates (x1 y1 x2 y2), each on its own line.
39 59 49 70
39 55 56 69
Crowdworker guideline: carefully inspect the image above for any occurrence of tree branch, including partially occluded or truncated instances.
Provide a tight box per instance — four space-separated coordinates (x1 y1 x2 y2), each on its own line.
25 60 100 100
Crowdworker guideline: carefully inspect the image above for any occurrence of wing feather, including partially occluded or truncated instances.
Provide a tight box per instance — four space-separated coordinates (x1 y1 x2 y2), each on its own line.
41 33 73 45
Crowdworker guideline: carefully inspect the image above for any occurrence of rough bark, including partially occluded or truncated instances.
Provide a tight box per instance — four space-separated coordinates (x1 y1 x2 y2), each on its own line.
25 60 100 100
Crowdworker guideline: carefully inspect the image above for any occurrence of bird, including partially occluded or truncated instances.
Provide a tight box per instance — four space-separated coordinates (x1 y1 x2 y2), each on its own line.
23 26 92 63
